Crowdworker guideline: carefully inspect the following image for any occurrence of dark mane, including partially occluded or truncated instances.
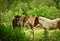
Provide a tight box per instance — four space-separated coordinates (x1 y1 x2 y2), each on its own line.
23 16 30 23
34 17 39 27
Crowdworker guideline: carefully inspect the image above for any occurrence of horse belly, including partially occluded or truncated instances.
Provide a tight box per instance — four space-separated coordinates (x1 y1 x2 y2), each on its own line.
49 23 57 30
42 22 56 30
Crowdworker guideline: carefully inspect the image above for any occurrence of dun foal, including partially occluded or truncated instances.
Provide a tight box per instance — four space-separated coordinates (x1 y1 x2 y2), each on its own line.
38 17 60 40
12 15 22 29
23 16 39 40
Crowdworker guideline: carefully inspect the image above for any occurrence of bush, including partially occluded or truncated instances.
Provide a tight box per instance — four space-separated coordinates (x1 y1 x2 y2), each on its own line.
0 24 26 41
27 6 60 19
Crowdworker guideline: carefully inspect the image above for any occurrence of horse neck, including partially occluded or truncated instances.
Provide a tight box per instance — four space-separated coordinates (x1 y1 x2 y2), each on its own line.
27 18 35 24
39 20 45 25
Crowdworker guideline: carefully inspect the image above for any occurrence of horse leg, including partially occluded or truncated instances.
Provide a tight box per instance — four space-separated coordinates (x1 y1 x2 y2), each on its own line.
30 27 34 41
21 22 23 30
44 27 50 41
47 29 50 41
44 28 48 41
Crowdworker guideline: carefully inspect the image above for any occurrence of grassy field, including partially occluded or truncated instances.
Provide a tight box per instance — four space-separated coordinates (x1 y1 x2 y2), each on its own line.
0 24 60 41
24 28 60 41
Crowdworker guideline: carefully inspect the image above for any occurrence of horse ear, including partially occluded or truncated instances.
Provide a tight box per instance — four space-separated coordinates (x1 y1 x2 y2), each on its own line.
14 15 21 18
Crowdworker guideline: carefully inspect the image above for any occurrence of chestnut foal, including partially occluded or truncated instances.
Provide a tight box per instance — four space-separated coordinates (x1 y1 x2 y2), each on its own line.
23 16 39 40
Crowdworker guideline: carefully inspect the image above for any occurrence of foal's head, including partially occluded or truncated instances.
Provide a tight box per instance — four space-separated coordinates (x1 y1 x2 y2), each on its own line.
12 15 21 28
14 15 21 21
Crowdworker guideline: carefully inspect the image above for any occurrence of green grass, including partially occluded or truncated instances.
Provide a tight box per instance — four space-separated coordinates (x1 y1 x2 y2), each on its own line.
0 24 60 41
24 28 60 41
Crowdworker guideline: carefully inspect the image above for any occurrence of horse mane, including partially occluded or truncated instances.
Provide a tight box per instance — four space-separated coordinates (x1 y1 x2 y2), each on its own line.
34 17 39 27
23 16 30 23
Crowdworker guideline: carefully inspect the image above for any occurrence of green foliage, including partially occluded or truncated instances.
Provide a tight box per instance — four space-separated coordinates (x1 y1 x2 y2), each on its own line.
30 0 56 8
24 29 60 41
27 6 60 19
47 6 60 19
53 0 60 9
0 24 26 41
27 6 48 17
0 24 60 41
0 0 60 41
